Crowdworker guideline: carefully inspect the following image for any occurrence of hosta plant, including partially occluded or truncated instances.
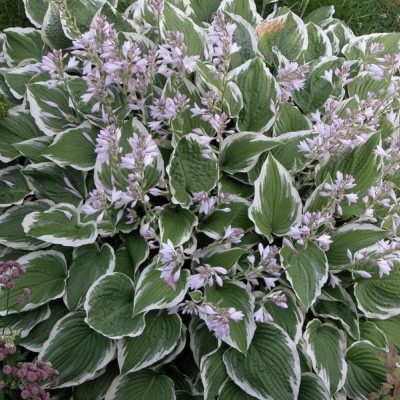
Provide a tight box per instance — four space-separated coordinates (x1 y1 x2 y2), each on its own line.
1 0 400 399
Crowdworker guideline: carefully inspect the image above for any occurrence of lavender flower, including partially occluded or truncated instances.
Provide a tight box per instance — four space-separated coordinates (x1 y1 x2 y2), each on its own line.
187 264 227 290
191 191 218 215
200 304 244 338
221 225 244 248
253 306 273 323
159 240 185 289
276 60 309 101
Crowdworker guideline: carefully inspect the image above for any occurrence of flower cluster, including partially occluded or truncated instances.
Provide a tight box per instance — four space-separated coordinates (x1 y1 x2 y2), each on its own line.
2 361 59 400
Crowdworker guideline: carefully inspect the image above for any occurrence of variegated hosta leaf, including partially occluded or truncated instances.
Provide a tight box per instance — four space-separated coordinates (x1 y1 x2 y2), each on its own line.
273 103 312 136
223 323 301 400
0 165 31 207
198 200 253 240
22 203 98 247
20 301 69 352
189 317 219 368
118 310 182 374
257 8 307 62
342 32 400 60
159 206 198 246
65 243 115 311
344 341 387 400
219 132 279 174
167 135 218 208
326 223 388 267
218 0 261 27
0 251 67 315
26 81 78 137
162 2 204 57
280 242 329 310
124 230 149 275
249 153 303 242
0 200 52 250
233 57 280 133
22 0 49 27
204 281 256 354
105 369 175 400
316 133 381 218
219 380 258 400
312 299 360 340
23 162 86 207
13 137 53 164
354 262 400 319
293 57 345 113
200 344 229 400
298 373 330 400
3 27 44 66
85 272 145 339
372 316 400 352
39 310 116 388
264 287 305 344
304 319 347 396
0 304 50 339
132 262 190 316
43 122 99 171
359 322 388 349
0 109 43 163
299 22 333 63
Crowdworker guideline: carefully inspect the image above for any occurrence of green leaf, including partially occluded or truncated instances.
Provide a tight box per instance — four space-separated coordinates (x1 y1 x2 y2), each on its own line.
23 162 86 207
343 33 400 61
304 6 335 25
118 310 182 374
249 153 303 242
219 0 261 27
299 23 333 63
219 380 258 400
298 373 330 400
373 316 400 352
200 344 229 400
198 200 253 240
22 203 98 247
159 206 197 246
39 310 116 387
344 341 386 400
326 223 388 267
189 317 218 367
26 81 77 137
354 262 400 319
65 243 115 311
0 250 67 315
162 2 204 57
85 272 144 339
41 2 72 49
13 136 53 164
0 304 50 338
202 246 247 269
281 242 328 310
304 319 347 396
20 301 69 352
3 28 44 66
0 109 43 162
23 0 49 27
167 135 218 208
317 133 381 219
0 200 52 250
234 57 279 133
359 322 388 349
43 122 99 171
190 0 222 23
264 287 305 344
2 64 44 99
73 360 119 400
273 103 312 136
312 299 359 339
219 132 279 174
133 262 189 315
293 57 345 113
224 13 258 70
105 370 176 400
257 9 307 62
124 230 149 274
204 281 256 354
0 165 31 207
223 323 300 400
